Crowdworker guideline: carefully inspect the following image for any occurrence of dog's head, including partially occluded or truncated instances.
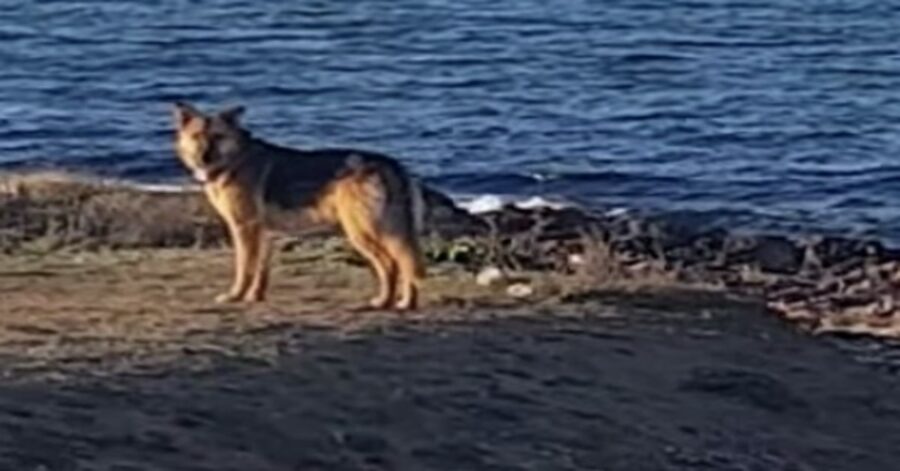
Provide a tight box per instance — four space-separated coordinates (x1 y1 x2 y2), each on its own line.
171 102 248 183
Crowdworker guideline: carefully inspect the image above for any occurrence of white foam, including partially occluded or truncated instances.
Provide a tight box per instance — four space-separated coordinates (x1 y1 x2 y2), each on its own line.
455 194 571 214
605 207 629 217
125 182 197 193
87 176 196 193
457 194 506 214
514 196 568 211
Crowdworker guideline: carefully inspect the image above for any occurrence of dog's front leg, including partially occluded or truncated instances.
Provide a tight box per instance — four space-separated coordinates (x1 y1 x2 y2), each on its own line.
244 228 272 302
216 221 261 303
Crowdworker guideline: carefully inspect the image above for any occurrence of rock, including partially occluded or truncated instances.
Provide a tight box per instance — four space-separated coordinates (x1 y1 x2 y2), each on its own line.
753 236 803 274
538 207 599 241
807 236 883 270
482 206 538 235
421 185 488 238
475 267 504 287
448 200 900 339
506 283 534 298
568 253 586 267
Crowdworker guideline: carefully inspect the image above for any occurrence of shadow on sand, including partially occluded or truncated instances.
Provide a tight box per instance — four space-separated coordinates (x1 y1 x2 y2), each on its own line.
1 291 899 471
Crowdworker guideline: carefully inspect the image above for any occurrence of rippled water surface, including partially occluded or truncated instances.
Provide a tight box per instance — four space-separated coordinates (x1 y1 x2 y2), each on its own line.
2 0 900 241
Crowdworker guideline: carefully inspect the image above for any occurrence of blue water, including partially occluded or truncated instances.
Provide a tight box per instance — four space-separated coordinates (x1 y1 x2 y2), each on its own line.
2 0 900 242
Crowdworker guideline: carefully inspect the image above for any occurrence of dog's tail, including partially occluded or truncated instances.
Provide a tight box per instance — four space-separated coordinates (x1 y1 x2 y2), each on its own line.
405 175 427 279
409 176 426 238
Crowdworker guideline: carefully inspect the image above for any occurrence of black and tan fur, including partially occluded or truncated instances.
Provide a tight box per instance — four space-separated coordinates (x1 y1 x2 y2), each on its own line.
171 102 425 310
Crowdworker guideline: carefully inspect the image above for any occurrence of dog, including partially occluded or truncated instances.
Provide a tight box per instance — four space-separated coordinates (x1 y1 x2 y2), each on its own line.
171 102 426 310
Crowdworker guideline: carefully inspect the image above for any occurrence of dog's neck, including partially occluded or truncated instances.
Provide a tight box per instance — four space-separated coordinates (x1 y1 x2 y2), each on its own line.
199 131 326 188
200 135 278 187
246 135 304 159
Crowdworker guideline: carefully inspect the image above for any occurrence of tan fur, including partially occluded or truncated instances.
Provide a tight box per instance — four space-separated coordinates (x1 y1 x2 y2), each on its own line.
171 102 425 310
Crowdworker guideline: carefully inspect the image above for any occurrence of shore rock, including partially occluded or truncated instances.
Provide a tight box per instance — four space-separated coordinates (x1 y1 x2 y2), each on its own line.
427 196 900 339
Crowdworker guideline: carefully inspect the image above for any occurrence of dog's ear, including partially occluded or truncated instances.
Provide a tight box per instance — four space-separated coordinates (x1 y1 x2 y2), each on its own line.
218 105 245 126
173 102 201 128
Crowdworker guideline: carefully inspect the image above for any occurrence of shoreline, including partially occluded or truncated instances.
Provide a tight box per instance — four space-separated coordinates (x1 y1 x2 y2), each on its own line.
1 170 899 339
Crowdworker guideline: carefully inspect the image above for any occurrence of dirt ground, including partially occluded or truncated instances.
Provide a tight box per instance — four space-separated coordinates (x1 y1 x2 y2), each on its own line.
0 247 899 470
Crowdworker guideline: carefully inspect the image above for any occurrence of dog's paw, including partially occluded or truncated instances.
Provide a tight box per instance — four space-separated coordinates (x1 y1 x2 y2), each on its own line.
215 292 242 304
369 296 392 310
242 292 266 303
394 297 419 312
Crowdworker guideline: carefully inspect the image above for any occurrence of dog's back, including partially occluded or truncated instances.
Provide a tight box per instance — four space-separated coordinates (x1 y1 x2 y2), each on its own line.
261 147 410 217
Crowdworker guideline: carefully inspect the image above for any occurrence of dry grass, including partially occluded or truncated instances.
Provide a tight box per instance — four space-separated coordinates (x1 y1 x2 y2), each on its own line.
0 171 225 253
0 171 486 255
0 238 572 377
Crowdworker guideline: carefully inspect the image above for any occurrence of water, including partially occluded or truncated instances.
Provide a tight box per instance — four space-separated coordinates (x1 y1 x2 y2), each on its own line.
2 0 900 243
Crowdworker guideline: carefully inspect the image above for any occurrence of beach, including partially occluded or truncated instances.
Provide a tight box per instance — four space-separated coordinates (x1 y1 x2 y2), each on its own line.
0 248 899 470
0 196 899 469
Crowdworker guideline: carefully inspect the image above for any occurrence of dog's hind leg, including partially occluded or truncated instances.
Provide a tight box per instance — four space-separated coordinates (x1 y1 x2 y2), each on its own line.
377 182 425 311
331 185 398 309
346 228 398 309
381 235 422 311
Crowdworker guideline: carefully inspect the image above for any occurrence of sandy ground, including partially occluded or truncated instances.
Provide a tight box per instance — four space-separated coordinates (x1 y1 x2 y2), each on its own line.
0 248 899 470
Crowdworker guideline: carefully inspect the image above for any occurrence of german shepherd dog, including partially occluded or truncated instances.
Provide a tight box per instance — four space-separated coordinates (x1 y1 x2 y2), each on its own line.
171 102 425 310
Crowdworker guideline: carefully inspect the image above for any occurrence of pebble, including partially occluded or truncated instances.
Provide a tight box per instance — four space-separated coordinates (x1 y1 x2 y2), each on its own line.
506 283 534 298
476 266 504 287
